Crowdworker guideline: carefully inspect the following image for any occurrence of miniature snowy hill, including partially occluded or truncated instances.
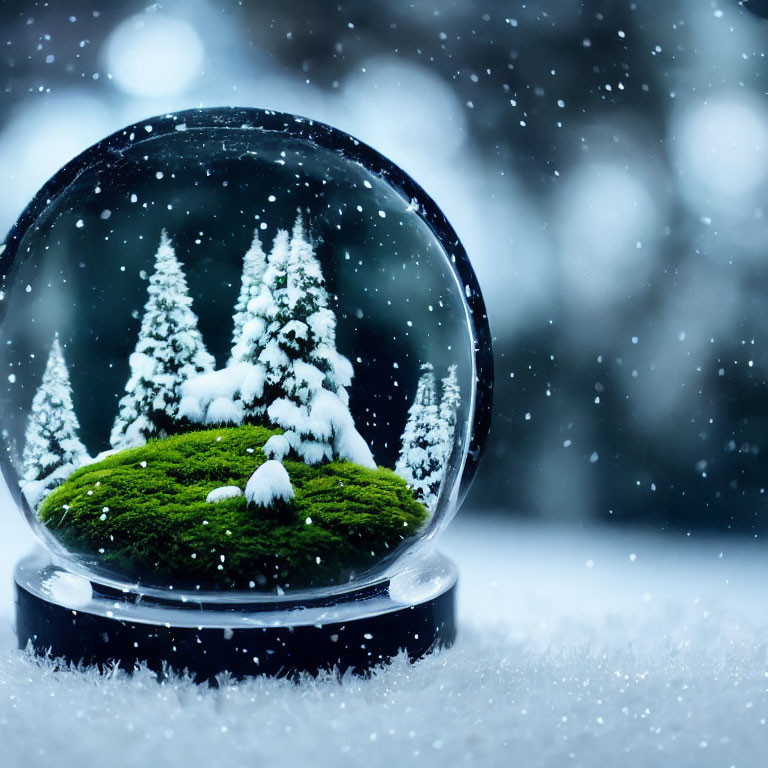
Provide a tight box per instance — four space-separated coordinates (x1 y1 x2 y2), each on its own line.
21 215 462 554
20 218 384 525
37 426 427 591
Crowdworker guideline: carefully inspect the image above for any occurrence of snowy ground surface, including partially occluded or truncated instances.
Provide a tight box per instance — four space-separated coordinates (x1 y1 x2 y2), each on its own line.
1 494 768 767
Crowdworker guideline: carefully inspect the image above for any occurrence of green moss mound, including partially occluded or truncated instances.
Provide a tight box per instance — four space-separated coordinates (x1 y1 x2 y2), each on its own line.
38 426 428 591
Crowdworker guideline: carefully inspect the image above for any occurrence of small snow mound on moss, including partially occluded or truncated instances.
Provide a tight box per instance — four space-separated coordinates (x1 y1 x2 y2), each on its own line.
263 434 290 461
245 460 293 508
206 485 243 503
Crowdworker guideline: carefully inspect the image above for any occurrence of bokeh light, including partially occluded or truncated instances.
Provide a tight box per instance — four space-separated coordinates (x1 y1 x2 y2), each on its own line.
556 162 660 309
672 93 768 206
339 56 467 166
0 94 117 237
103 13 205 98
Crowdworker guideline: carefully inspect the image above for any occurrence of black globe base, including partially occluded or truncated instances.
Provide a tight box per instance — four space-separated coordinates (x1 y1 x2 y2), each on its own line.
15 549 457 683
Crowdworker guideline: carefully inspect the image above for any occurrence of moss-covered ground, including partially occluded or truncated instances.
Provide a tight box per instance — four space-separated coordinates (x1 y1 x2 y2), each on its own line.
38 426 428 591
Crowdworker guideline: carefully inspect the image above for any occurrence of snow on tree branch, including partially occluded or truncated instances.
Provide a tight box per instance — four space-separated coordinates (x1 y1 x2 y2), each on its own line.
437 363 461 468
229 229 267 366
21 334 89 508
110 229 214 449
396 362 461 512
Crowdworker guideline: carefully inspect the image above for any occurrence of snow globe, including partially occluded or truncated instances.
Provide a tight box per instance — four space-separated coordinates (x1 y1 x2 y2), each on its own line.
0 108 492 680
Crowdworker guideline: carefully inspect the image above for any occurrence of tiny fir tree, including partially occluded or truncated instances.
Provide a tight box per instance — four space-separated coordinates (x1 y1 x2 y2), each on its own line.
110 230 215 449
234 227 292 420
22 334 88 482
229 230 267 365
395 363 444 511
436 364 461 468
258 221 298 407
257 213 362 465
285 213 353 402
249 215 350 401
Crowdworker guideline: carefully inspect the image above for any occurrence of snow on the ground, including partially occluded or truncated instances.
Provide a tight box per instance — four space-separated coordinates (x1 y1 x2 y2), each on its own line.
205 485 243 503
244 459 294 507
1 483 767 767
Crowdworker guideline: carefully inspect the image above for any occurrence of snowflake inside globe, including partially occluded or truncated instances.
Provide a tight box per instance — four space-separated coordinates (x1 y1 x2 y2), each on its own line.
0 109 488 596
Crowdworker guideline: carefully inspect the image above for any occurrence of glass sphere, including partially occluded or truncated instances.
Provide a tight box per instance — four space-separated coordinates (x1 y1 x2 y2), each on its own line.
0 108 492 599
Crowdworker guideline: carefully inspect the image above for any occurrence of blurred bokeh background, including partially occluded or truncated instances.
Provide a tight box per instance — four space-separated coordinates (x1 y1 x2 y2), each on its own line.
2 0 768 537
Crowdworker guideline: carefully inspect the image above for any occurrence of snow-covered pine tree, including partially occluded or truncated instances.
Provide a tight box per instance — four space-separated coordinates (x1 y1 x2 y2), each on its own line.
436 364 461 468
236 227 291 420
259 212 370 466
395 363 443 511
110 230 215 449
22 334 88 483
253 215 316 411
229 229 267 365
286 213 353 402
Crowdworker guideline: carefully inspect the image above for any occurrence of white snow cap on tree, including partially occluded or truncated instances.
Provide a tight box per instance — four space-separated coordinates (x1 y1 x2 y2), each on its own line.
395 362 444 512
21 334 89 485
263 434 291 462
229 229 267 366
245 460 294 508
110 230 214 449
